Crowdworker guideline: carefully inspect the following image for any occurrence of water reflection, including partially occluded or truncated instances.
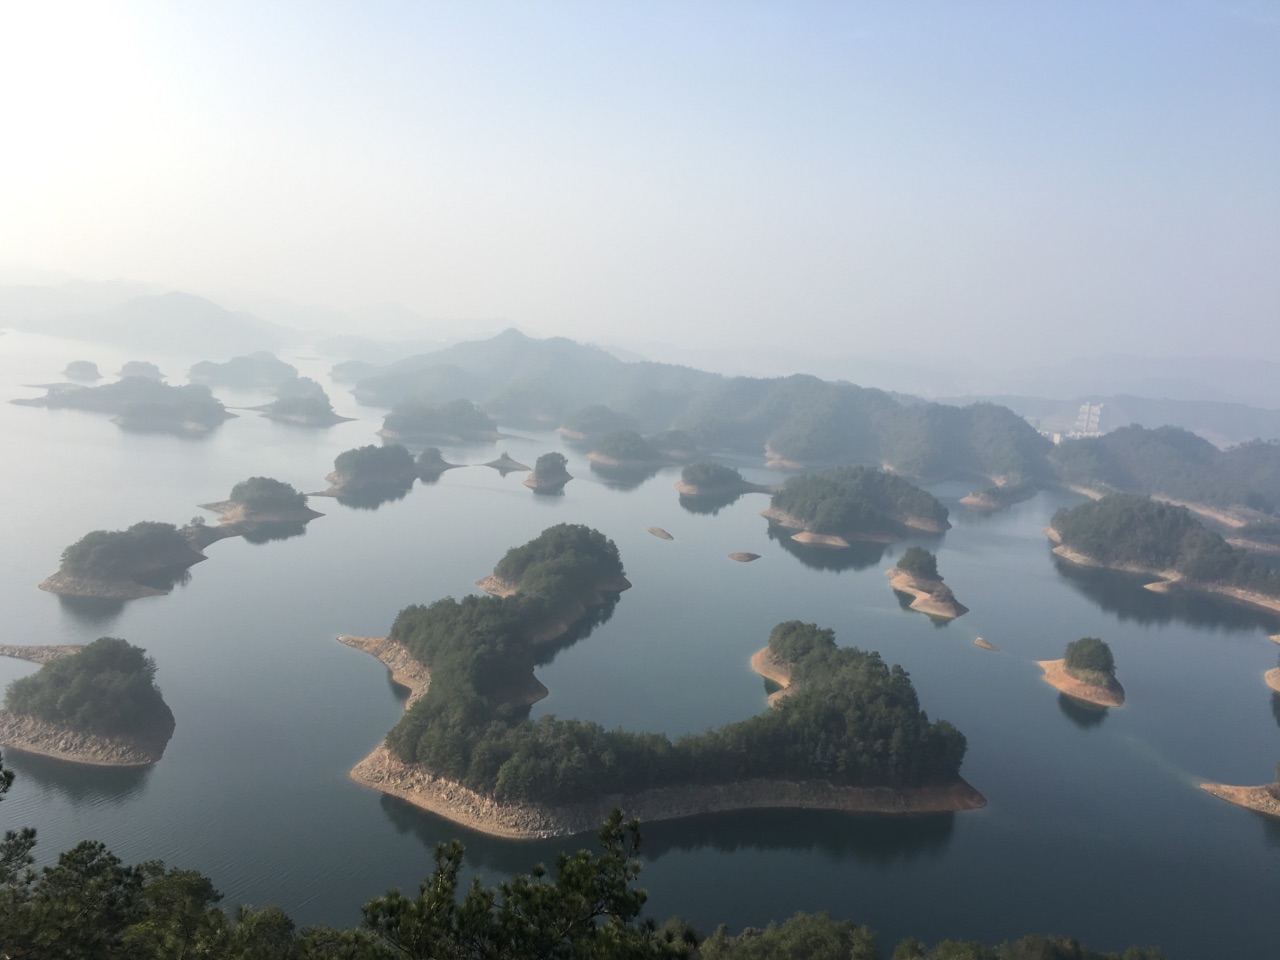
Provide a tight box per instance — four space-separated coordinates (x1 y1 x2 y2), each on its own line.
589 463 662 491
335 483 414 510
765 524 887 572
1270 693 1280 730
56 595 126 628
5 749 154 804
131 566 194 593
531 595 619 668
1053 561 1280 633
1057 693 1108 729
677 492 740 516
241 521 309 545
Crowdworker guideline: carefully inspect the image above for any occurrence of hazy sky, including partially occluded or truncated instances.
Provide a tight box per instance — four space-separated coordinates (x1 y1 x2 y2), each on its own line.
2 1 1277 364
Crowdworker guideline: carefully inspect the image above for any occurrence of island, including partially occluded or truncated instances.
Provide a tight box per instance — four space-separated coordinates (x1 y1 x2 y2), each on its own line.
674 462 771 498
1267 662 1280 694
317 444 417 505
1038 637 1125 708
1200 768 1280 820
483 451 531 475
253 379 352 426
586 430 663 469
886 547 968 620
761 466 950 548
959 479 1037 512
190 476 323 548
556 405 639 443
12 377 231 435
1046 494 1280 615
1 637 175 765
523 452 572 493
344 530 981 838
63 360 101 380
118 359 164 380
379 398 500 444
188 351 300 389
40 521 206 600
416 446 465 482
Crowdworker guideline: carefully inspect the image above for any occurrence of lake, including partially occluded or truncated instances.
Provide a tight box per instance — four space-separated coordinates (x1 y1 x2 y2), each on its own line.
1 330 1277 959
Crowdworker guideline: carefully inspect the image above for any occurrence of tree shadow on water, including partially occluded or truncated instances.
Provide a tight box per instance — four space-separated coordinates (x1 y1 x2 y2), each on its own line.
766 524 887 573
1057 693 1107 729
5 750 154 805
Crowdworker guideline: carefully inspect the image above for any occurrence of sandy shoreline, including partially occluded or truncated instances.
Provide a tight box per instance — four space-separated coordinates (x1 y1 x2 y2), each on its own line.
1265 667 1280 694
1199 782 1280 819
0 644 83 664
973 637 998 651
749 646 794 704
886 569 968 620
1036 659 1125 708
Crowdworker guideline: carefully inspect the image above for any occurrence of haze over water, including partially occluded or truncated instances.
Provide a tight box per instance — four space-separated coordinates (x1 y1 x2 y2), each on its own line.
2 331 1278 959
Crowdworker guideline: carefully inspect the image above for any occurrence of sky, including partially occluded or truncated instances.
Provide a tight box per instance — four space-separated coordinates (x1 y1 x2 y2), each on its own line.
1 1 1277 366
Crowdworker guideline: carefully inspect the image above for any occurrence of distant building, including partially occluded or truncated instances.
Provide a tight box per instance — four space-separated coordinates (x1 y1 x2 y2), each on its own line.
1066 402 1104 439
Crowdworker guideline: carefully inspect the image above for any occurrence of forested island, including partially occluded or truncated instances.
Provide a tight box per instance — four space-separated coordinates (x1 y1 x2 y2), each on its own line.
1047 495 1280 614
188 351 300 389
345 527 979 837
1038 637 1124 708
192 476 322 548
587 430 665 467
415 446 464 482
886 547 968 620
763 467 950 548
557 403 639 441
62 359 100 380
320 444 417 502
12 376 231 434
118 359 164 380
1052 425 1280 525
379 398 499 443
675 462 770 498
523 451 573 492
40 521 206 599
0 637 175 764
252 378 350 426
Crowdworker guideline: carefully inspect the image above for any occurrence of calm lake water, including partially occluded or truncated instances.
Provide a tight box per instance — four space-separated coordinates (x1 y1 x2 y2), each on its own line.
1 331 1277 959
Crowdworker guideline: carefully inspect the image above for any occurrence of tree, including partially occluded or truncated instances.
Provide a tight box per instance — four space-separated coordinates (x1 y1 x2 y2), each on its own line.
1063 637 1115 679
897 547 939 580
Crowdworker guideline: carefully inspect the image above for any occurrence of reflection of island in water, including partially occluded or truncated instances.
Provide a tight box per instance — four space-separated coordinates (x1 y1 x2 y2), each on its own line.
678 491 741 516
1057 692 1107 729
766 523 888 572
2 749 154 803
377 795 954 875
335 482 414 511
1053 560 1280 633
588 461 662 491
56 595 127 628
240 521 309 545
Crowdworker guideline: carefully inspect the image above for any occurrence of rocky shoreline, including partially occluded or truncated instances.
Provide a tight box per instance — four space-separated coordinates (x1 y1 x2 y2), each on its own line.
886 569 968 620
1199 782 1280 820
0 711 172 766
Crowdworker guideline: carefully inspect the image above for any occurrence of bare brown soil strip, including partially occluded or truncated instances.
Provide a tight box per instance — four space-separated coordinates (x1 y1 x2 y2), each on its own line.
1037 659 1125 708
0 711 170 766
647 526 674 540
729 552 760 562
974 637 998 651
1199 782 1280 819
1264 667 1280 694
887 570 968 621
0 644 84 664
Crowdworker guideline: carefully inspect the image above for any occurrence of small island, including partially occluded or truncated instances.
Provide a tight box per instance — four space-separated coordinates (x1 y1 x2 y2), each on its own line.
416 446 465 482
886 547 968 620
188 351 300 390
555 405 638 443
523 452 572 493
379 398 500 444
586 430 664 469
63 360 101 380
674 462 771 499
254 379 352 426
1 637 175 765
1047 494 1280 615
959 479 1037 513
118 360 164 380
191 476 323 548
1038 637 1125 708
40 521 206 600
762 466 950 548
345 536 982 838
12 377 231 435
318 444 417 500
483 451 532 475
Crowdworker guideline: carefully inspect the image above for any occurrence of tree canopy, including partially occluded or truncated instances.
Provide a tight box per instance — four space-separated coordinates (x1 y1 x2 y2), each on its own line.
1063 638 1115 680
59 522 193 580
772 468 949 537
896 547 940 581
228 476 306 512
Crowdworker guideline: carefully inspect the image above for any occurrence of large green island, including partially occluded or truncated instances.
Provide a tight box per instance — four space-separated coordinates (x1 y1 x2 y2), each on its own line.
40 521 207 600
1046 494 1280 615
343 524 982 837
0 637 176 765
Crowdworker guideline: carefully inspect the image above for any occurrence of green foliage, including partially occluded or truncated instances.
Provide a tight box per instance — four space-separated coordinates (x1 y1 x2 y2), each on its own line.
34 377 227 428
264 394 336 420
701 912 879 960
681 462 744 490
4 638 172 738
64 360 101 379
1051 495 1280 597
188 351 299 388
1063 638 1115 679
228 476 306 512
60 521 191 580
119 360 164 380
332 445 416 486
533 451 569 477
897 547 940 580
772 467 949 536
562 404 640 437
1051 426 1280 516
766 621 837 664
382 398 496 440
594 430 660 462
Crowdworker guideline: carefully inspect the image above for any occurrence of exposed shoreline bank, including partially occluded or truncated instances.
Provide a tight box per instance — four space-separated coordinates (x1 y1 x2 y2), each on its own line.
1199 782 1280 820
749 646 794 705
886 569 968 620
1036 659 1125 708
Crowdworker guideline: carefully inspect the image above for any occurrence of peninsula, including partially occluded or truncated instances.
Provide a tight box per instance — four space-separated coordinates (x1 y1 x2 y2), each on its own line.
1 637 175 765
346 542 983 837
40 521 206 600
1038 637 1124 708
1046 495 1280 616
763 466 950 548
1200 777 1280 820
886 547 968 620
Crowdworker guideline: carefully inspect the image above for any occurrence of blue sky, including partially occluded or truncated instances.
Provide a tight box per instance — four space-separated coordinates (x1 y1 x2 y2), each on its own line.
1 1 1276 365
